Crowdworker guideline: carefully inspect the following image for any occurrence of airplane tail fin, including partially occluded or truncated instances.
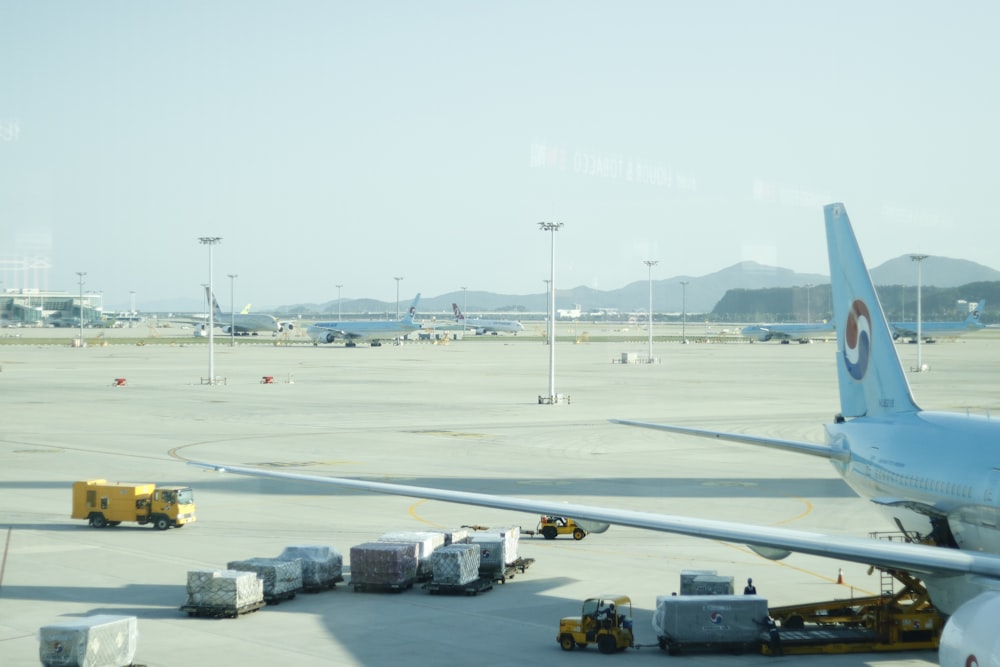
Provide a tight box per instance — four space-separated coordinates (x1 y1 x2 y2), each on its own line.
825 204 919 418
452 303 465 321
203 286 224 316
402 294 421 323
967 300 986 326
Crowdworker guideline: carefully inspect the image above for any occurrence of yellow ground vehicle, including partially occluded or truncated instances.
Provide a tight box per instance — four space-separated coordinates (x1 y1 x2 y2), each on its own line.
558 595 635 654
71 479 196 530
538 515 587 540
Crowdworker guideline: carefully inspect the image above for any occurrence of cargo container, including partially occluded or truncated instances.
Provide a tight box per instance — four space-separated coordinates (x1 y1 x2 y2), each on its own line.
652 594 769 655
39 614 138 666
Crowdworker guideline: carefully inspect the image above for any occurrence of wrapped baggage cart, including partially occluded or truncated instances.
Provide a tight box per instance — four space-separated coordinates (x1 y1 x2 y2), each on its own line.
424 543 492 595
39 614 138 667
227 557 303 604
652 594 769 655
181 569 265 618
378 531 445 581
350 541 418 592
277 545 344 592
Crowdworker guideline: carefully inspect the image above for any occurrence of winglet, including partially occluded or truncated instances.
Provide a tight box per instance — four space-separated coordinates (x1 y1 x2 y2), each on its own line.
825 203 919 418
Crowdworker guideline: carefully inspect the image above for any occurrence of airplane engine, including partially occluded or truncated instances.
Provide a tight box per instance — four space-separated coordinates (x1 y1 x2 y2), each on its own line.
939 591 1000 667
758 333 773 342
308 328 336 344
221 325 233 334
279 322 295 332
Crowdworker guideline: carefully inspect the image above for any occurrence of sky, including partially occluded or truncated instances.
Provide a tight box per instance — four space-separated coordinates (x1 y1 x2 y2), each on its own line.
2 2 998 311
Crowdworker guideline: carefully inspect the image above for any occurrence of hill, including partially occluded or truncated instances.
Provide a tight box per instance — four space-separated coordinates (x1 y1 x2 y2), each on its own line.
258 256 1000 317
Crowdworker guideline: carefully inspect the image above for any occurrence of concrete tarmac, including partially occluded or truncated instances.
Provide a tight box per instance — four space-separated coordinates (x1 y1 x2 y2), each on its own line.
4 326 994 666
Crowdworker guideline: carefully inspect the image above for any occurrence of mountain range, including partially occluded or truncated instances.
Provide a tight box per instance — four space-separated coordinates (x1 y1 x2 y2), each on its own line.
268 255 1000 316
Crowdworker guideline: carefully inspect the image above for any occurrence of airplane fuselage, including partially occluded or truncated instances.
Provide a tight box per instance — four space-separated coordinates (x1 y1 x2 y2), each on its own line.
306 320 420 344
829 411 1000 554
463 318 524 334
218 313 282 335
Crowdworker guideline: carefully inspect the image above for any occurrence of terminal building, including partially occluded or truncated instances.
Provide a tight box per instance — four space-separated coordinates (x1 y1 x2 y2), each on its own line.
1 289 105 327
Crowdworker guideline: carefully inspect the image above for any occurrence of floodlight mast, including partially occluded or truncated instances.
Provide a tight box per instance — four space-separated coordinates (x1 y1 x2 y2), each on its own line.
394 277 403 320
336 284 343 321
911 254 929 371
76 272 86 346
643 260 658 361
199 237 222 384
680 280 690 343
227 274 238 347
538 222 563 403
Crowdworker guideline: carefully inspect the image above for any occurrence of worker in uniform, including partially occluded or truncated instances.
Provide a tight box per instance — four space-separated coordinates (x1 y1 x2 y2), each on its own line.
744 577 757 594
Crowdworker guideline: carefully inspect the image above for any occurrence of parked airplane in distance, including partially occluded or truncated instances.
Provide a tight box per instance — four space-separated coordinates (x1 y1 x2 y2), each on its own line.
740 321 835 343
890 299 986 342
306 294 421 347
192 205 1000 666
200 287 295 336
452 303 524 335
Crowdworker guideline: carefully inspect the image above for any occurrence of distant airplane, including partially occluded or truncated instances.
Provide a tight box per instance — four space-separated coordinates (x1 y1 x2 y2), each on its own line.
452 304 524 335
890 300 986 342
193 204 1000 666
202 287 295 336
740 321 835 343
307 294 421 347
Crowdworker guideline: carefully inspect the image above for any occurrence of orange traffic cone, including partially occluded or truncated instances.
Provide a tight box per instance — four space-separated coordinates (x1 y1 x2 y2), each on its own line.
837 568 845 584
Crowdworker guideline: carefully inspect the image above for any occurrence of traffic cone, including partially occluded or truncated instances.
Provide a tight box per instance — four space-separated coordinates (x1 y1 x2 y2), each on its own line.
837 568 845 584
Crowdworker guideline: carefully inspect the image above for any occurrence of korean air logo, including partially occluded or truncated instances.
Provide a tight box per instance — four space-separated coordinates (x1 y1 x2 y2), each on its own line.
844 299 872 381
710 611 724 625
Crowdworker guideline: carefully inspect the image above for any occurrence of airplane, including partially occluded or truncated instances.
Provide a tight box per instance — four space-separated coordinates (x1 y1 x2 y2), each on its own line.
192 204 1000 666
306 293 421 347
199 287 296 336
740 321 835 343
890 300 986 342
452 303 525 335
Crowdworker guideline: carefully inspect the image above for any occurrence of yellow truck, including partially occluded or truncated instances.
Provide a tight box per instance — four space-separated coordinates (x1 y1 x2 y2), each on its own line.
72 479 196 530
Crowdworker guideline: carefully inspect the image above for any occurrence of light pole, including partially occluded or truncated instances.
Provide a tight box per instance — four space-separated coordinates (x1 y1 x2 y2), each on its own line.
76 271 86 346
394 277 403 319
680 280 690 344
804 283 812 323
461 286 468 315
129 290 136 327
644 260 658 361
539 222 563 403
911 254 928 371
227 273 238 347
543 279 551 343
336 284 343 321
199 237 222 384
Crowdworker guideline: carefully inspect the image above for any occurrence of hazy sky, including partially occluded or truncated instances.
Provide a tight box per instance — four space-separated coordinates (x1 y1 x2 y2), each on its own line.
2 2 998 310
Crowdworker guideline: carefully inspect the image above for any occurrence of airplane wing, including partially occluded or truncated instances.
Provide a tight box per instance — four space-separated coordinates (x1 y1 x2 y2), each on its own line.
188 461 1000 580
608 419 846 460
